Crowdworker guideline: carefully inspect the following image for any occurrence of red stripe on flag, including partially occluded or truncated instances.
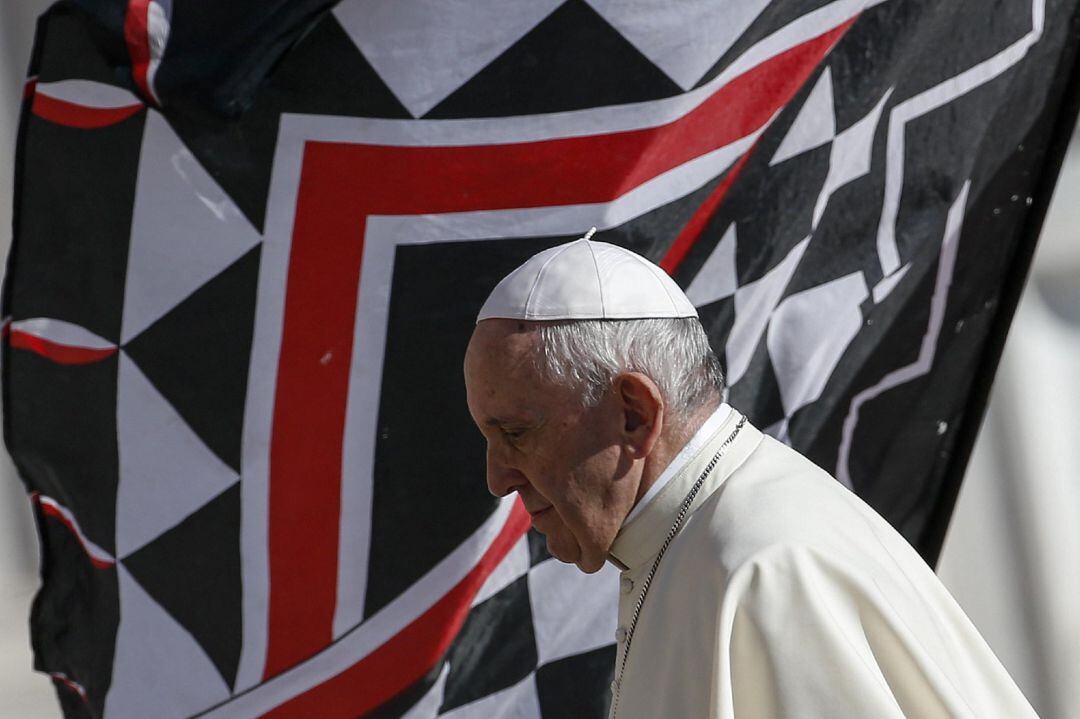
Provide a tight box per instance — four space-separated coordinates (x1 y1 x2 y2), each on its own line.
262 21 849 682
263 162 369 679
263 502 530 719
8 329 117 365
30 93 142 129
124 0 155 104
24 78 37 100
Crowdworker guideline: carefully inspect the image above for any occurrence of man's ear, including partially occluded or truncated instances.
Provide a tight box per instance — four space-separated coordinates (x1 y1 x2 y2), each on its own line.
615 372 663 459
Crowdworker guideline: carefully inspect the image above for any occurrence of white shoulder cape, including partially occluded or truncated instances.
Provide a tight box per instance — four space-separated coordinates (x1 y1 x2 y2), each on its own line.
607 411 1036 719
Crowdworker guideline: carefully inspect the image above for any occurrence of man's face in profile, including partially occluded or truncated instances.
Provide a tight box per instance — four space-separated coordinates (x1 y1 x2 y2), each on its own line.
463 319 639 573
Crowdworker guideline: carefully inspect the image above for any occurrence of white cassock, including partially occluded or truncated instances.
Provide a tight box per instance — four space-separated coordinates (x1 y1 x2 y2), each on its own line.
606 404 1037 719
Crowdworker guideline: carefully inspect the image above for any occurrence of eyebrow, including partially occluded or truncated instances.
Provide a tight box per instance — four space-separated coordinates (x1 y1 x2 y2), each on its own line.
484 414 539 429
485 417 523 428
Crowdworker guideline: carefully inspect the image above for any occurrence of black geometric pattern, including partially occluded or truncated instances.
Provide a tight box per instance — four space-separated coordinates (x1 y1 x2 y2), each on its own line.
121 483 242 690
7 0 1080 717
440 575 537 711
5 4 143 341
369 552 617 719
527 530 554 567
727 338 788 433
166 15 411 231
695 295 736 375
426 0 681 119
7 352 119 555
31 3 129 87
365 238 551 618
10 111 143 344
31 506 119 719
535 644 617 719
123 247 261 473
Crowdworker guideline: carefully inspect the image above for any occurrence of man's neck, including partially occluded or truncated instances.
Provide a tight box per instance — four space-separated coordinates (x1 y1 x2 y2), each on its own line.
632 397 722 507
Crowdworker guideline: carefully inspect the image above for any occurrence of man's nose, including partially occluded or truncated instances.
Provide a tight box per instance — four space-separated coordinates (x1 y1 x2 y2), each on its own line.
486 444 527 498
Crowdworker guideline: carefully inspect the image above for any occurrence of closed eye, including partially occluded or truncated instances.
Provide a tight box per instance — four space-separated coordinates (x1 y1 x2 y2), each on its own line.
501 427 525 441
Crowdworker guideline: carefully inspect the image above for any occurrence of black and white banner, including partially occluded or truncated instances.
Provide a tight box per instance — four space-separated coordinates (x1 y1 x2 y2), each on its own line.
5 0 1080 716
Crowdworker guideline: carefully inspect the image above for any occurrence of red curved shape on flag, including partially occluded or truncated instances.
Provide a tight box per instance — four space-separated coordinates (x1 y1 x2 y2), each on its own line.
34 494 116 570
31 92 142 129
263 501 531 719
8 329 118 365
124 0 156 104
50 673 90 704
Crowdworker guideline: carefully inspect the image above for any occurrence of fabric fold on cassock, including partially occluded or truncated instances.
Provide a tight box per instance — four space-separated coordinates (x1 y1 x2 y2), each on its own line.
607 408 1037 719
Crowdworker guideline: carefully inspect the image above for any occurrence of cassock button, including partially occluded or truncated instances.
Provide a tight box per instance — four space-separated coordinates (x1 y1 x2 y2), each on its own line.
615 627 627 643
620 577 634 594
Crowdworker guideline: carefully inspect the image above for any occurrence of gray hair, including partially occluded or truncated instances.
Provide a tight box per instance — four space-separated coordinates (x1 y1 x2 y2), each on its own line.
531 317 724 419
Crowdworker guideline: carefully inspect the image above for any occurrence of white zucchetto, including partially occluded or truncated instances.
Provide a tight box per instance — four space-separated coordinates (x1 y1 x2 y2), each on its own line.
477 229 697 322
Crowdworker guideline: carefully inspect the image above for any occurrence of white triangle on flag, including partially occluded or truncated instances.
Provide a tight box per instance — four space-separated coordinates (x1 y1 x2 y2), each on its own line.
527 556 619 666
440 673 542 719
105 565 230 718
812 88 892 227
115 352 238 557
121 110 260 344
587 0 771 90
685 223 739 307
333 0 564 117
770 66 836 166
472 535 530 608
767 270 869 418
872 262 910 303
726 237 810 386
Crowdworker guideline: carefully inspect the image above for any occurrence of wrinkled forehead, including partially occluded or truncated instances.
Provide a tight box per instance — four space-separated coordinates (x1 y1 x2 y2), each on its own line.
468 317 535 364
465 319 539 385
465 321 554 428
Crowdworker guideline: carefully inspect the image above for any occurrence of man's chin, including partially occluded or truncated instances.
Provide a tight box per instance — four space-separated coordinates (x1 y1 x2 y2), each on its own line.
545 534 607 574
573 555 607 574
544 533 582 567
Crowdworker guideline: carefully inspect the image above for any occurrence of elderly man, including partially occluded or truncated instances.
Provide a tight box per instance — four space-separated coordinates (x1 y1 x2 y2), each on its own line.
463 233 1036 718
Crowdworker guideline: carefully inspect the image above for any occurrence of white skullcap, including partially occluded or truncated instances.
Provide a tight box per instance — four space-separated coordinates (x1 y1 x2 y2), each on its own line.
477 229 697 322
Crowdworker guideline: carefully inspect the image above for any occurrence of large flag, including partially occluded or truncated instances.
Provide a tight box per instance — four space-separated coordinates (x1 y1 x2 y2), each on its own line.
5 0 1080 716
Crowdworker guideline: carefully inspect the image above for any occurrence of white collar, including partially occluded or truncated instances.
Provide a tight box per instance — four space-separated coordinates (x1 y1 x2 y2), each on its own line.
623 402 732 525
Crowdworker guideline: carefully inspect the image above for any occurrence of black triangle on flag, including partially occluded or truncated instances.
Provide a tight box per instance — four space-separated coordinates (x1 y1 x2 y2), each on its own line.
164 15 411 231
696 294 736 365
123 246 260 474
121 482 242 690
425 0 682 119
527 529 553 567
269 15 414 119
535 644 617 718
728 338 787 433
439 575 537 712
